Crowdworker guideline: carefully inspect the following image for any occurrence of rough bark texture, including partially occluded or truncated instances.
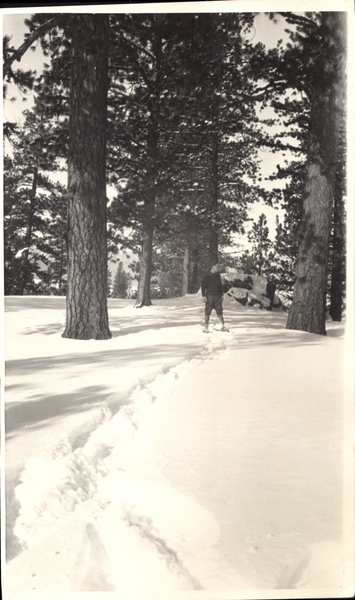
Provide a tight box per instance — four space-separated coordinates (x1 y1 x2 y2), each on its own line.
286 12 346 335
62 15 111 340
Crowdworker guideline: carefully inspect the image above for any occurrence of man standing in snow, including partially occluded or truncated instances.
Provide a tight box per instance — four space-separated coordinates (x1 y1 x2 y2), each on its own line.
201 264 228 333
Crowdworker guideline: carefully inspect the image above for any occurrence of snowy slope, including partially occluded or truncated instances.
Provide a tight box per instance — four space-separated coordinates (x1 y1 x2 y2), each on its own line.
3 294 354 598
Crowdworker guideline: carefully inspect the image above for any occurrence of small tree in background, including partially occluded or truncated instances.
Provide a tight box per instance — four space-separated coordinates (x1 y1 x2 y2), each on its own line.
112 262 131 298
246 213 273 276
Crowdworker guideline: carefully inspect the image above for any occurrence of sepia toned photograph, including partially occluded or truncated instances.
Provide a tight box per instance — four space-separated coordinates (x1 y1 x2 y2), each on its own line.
1 2 354 598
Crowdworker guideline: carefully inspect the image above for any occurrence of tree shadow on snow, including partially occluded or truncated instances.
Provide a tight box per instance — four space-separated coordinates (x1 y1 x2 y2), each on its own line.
5 296 66 312
109 317 202 338
21 322 65 336
5 342 203 440
5 384 109 437
231 329 330 349
5 343 201 379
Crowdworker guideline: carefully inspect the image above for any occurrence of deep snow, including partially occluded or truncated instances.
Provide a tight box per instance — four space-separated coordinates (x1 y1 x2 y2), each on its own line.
3 293 354 598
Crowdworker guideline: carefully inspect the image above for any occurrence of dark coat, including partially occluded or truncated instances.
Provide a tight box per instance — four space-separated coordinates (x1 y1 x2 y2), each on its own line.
201 271 223 297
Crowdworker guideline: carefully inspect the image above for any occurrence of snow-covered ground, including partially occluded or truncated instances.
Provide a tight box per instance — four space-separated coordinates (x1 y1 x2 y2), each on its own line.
3 293 354 598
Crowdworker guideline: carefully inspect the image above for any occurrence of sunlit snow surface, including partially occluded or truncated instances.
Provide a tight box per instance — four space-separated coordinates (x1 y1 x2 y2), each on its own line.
4 294 354 597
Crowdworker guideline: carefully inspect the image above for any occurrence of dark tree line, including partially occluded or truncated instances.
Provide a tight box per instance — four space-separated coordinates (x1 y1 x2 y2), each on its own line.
3 11 347 337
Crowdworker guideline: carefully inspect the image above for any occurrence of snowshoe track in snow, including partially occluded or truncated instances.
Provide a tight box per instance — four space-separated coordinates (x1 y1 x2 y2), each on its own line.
8 331 241 592
6 297 348 593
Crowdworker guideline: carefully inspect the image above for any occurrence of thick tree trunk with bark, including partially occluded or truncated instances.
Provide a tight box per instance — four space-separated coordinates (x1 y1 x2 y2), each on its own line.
286 95 341 334
286 12 346 335
62 15 111 339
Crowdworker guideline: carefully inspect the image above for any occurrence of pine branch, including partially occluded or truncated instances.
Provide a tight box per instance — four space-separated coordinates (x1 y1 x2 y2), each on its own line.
120 33 156 62
4 16 60 76
277 12 320 33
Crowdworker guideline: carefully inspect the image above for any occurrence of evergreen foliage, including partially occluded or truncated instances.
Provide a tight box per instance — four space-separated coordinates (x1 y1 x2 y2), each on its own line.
107 13 264 305
246 213 273 277
112 262 131 299
3 105 67 295
3 10 348 333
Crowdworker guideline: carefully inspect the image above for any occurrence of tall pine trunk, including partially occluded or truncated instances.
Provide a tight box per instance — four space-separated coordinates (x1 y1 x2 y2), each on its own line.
209 131 219 266
190 247 199 293
181 246 190 296
19 167 38 295
286 12 346 335
135 22 163 308
135 113 159 308
62 15 111 339
135 201 154 307
257 231 263 276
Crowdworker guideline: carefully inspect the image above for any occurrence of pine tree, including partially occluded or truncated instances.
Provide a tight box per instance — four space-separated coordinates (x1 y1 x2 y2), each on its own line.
166 13 261 267
61 14 111 339
112 262 131 298
3 33 36 141
246 213 273 276
284 12 347 334
4 12 309 329
108 14 181 308
4 13 111 338
251 12 347 332
3 102 67 295
267 160 305 294
107 13 262 304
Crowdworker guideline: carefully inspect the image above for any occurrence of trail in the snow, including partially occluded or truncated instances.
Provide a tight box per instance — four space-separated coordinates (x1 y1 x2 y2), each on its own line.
9 329 246 592
7 298 349 595
12 329 232 549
